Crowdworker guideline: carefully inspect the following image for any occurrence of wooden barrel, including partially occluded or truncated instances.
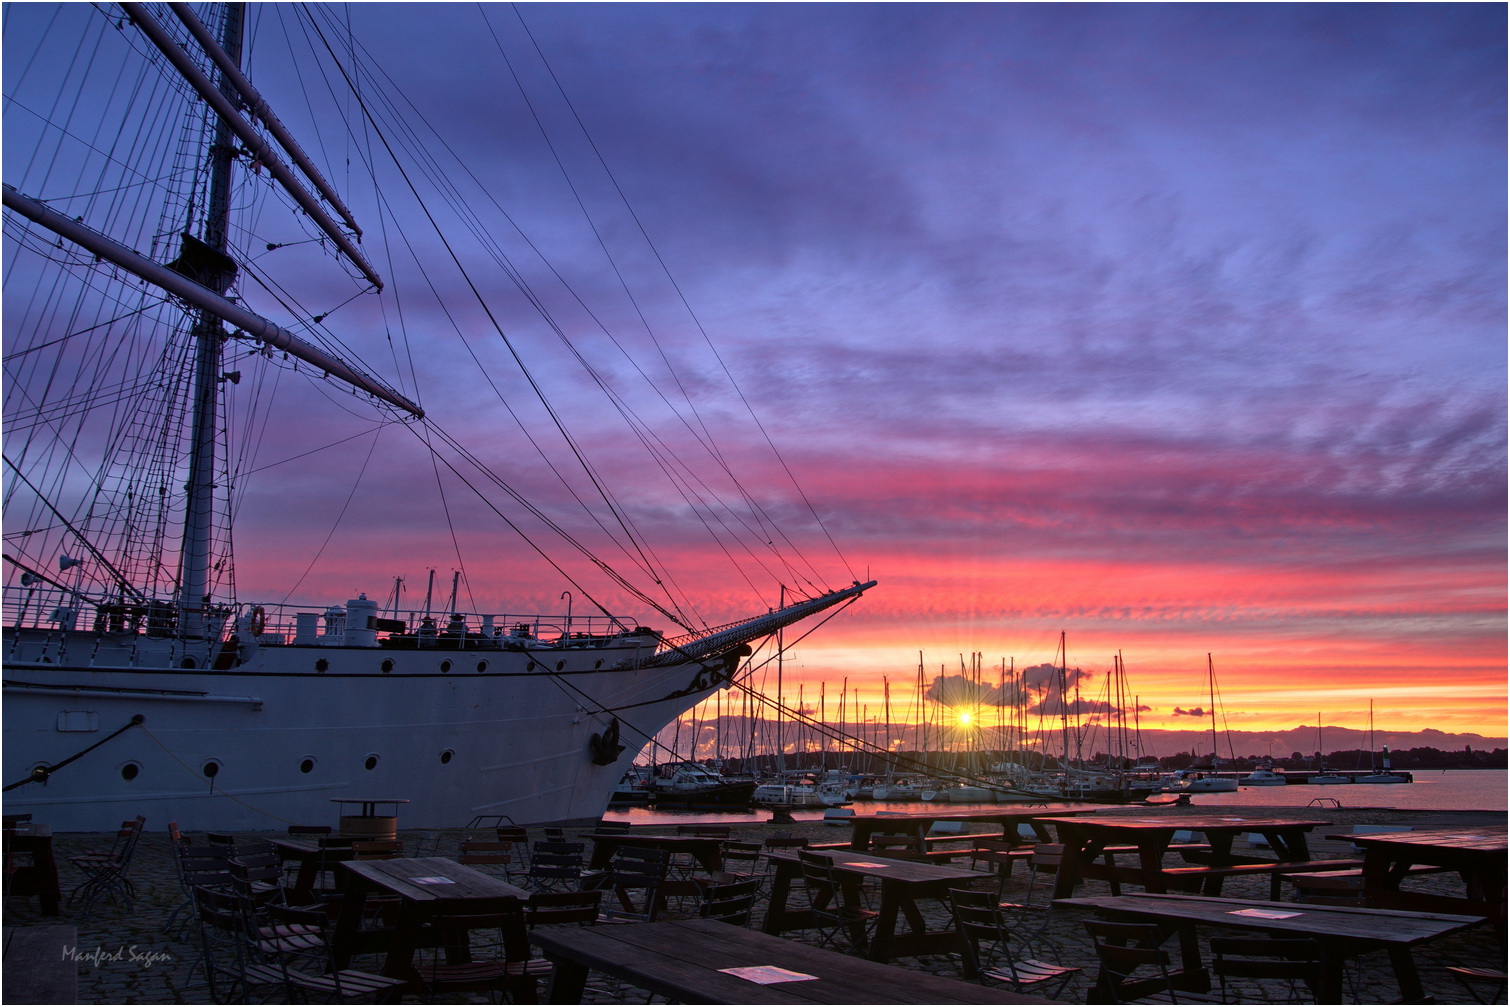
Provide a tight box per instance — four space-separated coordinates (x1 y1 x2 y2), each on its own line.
339 815 398 841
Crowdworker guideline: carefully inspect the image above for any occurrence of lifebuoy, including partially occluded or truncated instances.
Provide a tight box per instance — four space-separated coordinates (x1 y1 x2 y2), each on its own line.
249 606 266 636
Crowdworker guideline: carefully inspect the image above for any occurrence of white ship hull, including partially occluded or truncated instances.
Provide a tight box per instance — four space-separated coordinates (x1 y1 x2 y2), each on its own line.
3 627 737 832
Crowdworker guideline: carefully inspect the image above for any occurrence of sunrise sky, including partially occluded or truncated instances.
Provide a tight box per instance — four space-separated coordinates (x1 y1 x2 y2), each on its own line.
277 2 1505 740
12 4 1499 741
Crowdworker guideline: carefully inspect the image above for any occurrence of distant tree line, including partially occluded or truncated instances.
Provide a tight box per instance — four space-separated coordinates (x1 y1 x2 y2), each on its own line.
1099 746 1507 772
707 745 1506 777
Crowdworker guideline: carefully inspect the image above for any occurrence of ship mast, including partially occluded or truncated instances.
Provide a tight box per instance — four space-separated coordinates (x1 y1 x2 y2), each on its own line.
178 1 244 639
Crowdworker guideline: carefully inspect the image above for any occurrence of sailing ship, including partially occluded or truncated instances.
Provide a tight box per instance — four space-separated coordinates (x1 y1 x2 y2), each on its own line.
2 4 872 831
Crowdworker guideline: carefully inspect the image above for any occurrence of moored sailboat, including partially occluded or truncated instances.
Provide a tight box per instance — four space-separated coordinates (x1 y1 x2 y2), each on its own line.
1357 702 1410 784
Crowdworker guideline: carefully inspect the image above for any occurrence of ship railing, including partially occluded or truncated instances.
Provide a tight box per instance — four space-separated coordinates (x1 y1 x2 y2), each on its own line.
238 602 647 648
1 585 651 650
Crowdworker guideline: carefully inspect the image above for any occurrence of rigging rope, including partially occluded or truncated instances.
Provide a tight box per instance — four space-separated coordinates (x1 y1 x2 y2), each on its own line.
1 714 145 791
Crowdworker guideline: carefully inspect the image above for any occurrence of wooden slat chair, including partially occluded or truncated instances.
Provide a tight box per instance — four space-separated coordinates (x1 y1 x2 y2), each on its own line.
164 839 234 936
1000 843 1068 920
305 836 356 898
285 824 332 838
760 833 810 888
226 854 296 910
797 850 879 952
871 830 924 859
670 825 731 878
490 826 529 869
186 880 328 1007
1286 872 1367 906
698 878 761 927
595 820 632 835
459 839 516 881
598 846 671 923
260 903 407 1002
525 841 584 892
349 839 405 860
969 837 1033 878
188 884 289 1005
762 834 810 851
410 897 551 1003
524 889 604 928
710 840 765 889
676 825 732 839
1445 966 1509 1004
1083 920 1222 1004
947 888 1079 998
1209 936 1322 1004
67 815 146 916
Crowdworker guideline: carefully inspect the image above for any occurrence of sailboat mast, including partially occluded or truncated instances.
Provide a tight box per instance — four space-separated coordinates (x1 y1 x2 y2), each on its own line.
1207 654 1218 765
178 2 244 639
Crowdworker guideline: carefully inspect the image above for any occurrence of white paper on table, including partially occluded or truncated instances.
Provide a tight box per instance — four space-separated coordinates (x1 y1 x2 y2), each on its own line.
718 966 820 984
410 876 455 884
1227 908 1301 919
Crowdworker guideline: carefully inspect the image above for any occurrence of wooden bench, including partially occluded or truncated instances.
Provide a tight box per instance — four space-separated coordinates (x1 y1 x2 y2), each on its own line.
3 926 77 1006
1162 859 1366 900
861 832 1007 862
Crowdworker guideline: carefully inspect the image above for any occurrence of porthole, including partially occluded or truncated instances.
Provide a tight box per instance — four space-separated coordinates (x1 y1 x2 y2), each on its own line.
475 660 488 673
380 658 394 673
315 658 329 672
555 660 565 671
120 762 140 781
364 755 379 771
299 757 316 775
440 749 454 765
439 660 452 673
526 660 536 671
594 659 603 670
180 657 197 669
202 760 221 779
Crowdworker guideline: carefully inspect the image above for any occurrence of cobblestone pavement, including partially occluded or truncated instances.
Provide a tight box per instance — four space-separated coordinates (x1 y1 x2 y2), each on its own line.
4 805 1503 1004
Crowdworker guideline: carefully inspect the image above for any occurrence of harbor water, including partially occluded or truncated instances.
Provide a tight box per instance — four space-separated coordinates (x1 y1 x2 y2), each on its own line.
611 768 1507 826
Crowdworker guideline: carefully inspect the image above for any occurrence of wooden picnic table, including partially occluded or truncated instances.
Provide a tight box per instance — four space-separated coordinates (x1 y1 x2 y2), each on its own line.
3 925 77 1005
1332 825 1507 920
530 917 1057 1004
763 849 982 968
1038 814 1338 899
270 836 356 901
1057 891 1486 1003
844 803 1105 856
580 832 727 873
332 856 527 975
2 826 59 915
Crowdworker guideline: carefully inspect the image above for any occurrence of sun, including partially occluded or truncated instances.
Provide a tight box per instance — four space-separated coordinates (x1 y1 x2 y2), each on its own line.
956 710 973 727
